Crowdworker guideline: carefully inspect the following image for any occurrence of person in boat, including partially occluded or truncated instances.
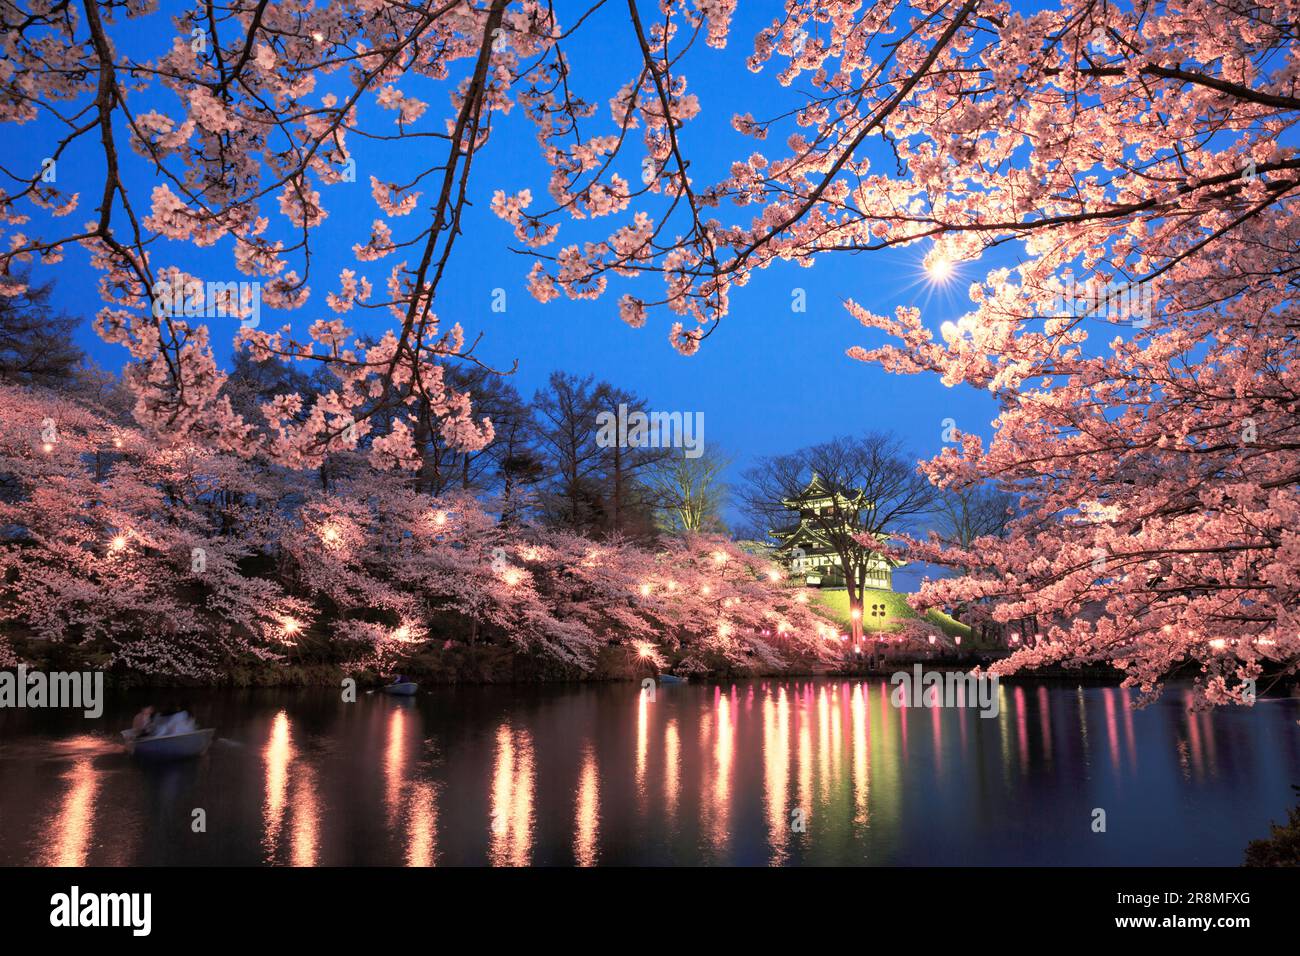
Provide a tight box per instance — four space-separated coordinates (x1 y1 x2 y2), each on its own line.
131 705 157 737
390 674 409 686
152 703 198 737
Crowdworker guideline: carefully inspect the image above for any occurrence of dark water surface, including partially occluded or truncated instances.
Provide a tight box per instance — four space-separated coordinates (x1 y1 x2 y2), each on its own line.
1 680 1297 866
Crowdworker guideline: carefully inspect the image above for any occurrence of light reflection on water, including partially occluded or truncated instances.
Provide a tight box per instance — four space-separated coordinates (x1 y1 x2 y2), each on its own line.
2 680 1298 866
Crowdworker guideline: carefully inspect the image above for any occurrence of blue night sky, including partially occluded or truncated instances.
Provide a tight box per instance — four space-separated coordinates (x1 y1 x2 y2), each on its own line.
13 3 1013 584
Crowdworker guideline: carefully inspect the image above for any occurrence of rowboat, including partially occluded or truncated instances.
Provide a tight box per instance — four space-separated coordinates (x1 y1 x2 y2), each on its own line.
657 674 688 685
121 728 215 760
381 682 419 696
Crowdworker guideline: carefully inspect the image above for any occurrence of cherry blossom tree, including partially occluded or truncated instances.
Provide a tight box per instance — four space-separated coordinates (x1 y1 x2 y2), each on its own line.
0 383 312 679
0 380 837 678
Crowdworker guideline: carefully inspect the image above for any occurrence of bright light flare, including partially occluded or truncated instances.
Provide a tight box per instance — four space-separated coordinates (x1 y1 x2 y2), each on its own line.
502 568 523 587
711 551 727 565
108 534 128 554
926 255 955 283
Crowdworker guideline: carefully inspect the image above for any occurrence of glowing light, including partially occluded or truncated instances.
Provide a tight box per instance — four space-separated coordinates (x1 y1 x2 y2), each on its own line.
108 534 128 553
928 635 936 645
280 616 303 639
41 442 54 454
666 580 678 591
954 635 962 645
321 525 342 548
429 510 447 528
519 546 542 562
638 583 652 597
112 437 123 449
41 757 99 867
1010 633 1020 644
711 551 727 565
795 591 808 604
637 643 653 659
1209 638 1227 651
926 254 954 283
766 568 782 583
701 584 712 596
851 609 862 621
502 568 523 587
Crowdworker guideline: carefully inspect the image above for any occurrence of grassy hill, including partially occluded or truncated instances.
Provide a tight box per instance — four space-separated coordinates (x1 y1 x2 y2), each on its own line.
814 587 971 640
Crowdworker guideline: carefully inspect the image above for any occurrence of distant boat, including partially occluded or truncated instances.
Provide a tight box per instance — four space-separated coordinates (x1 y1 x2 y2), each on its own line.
657 674 687 685
381 681 419 696
121 728 215 760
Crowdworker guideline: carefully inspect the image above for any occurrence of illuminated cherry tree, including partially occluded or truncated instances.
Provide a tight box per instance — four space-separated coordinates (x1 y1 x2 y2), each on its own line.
0 385 313 678
0 382 836 677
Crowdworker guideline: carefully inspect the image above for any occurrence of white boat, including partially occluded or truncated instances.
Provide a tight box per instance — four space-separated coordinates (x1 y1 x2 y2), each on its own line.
381 682 419 696
121 728 215 759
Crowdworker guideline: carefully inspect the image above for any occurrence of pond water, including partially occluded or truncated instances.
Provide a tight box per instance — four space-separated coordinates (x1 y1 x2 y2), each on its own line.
1 679 1297 866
